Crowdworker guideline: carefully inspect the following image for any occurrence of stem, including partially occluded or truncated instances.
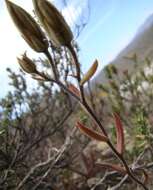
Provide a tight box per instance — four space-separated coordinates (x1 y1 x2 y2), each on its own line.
45 50 59 81
42 46 148 190
68 45 148 190
68 44 91 113
44 76 148 190
80 94 148 190
81 101 108 136
107 141 148 190
68 44 81 82
68 45 107 135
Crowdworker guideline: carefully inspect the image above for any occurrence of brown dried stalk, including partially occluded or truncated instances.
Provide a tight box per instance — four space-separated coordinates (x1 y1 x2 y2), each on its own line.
66 45 149 190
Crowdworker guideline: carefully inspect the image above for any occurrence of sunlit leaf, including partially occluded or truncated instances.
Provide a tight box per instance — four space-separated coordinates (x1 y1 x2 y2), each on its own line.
80 60 98 85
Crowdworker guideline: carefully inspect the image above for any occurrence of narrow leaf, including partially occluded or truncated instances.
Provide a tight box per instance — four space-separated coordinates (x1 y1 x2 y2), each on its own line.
135 169 149 185
114 113 125 155
68 84 80 97
95 163 126 174
80 59 98 85
76 122 108 142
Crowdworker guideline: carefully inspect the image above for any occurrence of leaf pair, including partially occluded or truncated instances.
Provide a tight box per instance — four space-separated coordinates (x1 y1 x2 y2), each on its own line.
76 114 124 155
81 152 126 177
81 153 149 184
76 116 149 184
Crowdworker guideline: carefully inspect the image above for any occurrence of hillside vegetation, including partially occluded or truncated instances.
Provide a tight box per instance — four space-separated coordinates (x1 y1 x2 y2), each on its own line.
1 0 153 189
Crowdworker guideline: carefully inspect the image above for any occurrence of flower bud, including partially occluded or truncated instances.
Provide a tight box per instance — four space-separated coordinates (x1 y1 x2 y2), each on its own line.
5 0 48 52
80 60 98 86
17 53 37 74
32 0 73 47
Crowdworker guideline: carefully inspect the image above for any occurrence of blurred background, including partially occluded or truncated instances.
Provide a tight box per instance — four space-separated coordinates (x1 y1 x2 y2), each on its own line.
1 1 153 189
1 0 153 97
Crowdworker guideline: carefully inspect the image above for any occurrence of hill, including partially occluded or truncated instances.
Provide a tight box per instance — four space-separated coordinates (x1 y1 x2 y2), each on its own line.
93 13 153 86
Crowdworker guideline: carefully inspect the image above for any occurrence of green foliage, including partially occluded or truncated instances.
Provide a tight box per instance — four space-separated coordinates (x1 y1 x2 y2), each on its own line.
98 57 153 159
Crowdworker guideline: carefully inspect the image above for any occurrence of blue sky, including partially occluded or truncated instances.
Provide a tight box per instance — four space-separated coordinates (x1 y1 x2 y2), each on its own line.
1 0 153 98
78 0 153 71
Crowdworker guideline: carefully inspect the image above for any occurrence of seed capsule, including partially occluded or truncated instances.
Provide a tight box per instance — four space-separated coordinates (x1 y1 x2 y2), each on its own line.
32 0 73 47
5 0 48 52
17 53 37 74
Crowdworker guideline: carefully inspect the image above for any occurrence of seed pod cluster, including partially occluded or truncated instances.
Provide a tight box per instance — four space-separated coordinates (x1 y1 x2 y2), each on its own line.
17 53 37 74
32 0 73 47
6 0 48 52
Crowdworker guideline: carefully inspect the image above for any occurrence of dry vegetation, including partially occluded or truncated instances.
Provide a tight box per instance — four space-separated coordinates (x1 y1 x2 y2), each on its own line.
0 0 153 189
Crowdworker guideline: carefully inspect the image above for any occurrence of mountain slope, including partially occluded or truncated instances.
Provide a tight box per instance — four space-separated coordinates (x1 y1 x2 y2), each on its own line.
94 13 153 86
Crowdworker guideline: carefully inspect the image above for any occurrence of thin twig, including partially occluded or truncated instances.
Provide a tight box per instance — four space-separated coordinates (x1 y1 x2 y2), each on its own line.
45 50 59 81
32 128 76 190
110 174 129 190
90 172 108 190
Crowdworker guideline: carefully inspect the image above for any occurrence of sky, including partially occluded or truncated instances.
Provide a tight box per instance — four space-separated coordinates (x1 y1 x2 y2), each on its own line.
1 0 153 98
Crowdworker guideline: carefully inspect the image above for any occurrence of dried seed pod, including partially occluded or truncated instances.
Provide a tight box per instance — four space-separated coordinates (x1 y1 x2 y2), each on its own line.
32 0 73 47
5 0 48 52
80 60 98 86
17 53 37 74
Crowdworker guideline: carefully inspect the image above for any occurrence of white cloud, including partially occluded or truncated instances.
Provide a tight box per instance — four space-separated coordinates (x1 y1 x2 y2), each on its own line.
79 0 119 46
62 0 88 27
62 4 82 27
